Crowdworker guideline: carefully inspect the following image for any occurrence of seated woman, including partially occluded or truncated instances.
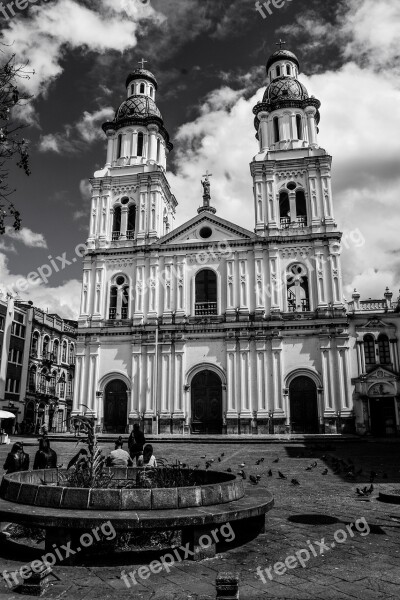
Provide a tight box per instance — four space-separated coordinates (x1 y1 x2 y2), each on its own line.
137 444 157 468
3 442 29 474
33 437 57 470
107 439 133 467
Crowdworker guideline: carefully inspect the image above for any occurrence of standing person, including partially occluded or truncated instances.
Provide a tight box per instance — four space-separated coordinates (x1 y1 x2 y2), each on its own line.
3 442 29 474
33 437 58 470
128 423 146 462
137 444 157 467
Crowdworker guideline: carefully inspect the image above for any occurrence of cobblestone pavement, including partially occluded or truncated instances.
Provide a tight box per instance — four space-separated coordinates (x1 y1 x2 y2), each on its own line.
0 439 399 599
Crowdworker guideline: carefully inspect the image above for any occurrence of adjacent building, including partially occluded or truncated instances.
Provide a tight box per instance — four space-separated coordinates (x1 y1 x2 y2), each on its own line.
72 48 400 437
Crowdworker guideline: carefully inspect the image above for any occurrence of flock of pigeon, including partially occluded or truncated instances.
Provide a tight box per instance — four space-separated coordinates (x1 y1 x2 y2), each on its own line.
195 451 389 500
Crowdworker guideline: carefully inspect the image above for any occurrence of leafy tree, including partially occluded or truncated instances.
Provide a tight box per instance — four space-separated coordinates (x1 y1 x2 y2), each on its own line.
0 49 33 234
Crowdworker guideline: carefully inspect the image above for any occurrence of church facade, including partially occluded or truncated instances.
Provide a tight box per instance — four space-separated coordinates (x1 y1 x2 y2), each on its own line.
72 49 400 437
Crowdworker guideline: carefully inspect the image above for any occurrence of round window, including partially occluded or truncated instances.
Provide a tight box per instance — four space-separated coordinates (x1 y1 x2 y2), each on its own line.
199 226 212 239
287 182 297 191
121 197 129 205
116 276 126 286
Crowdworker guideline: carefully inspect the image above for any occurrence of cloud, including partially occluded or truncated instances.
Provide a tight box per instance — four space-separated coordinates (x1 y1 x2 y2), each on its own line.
0 253 81 319
5 227 47 248
38 107 114 154
73 179 92 220
0 239 17 253
167 0 400 300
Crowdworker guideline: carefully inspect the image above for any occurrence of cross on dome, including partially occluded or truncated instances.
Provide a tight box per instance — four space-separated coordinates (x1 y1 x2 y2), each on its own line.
276 39 286 50
202 170 213 181
138 58 148 69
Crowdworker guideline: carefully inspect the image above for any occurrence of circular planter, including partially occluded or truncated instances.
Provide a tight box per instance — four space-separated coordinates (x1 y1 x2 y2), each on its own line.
378 485 400 505
0 468 244 511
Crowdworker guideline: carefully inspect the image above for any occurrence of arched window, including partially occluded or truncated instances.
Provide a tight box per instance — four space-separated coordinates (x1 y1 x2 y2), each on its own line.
149 86 154 98
69 343 75 365
112 206 122 240
279 191 290 227
295 190 307 225
296 114 303 140
140 83 145 94
286 65 291 75
49 371 57 395
61 341 67 363
364 335 376 366
29 366 36 392
195 269 217 316
137 132 144 156
42 336 50 358
31 331 39 357
273 117 280 143
156 138 161 162
109 286 118 320
130 85 134 96
276 66 281 77
117 134 123 159
53 339 59 363
378 334 391 364
121 286 130 319
40 369 48 393
127 205 136 240
287 264 310 312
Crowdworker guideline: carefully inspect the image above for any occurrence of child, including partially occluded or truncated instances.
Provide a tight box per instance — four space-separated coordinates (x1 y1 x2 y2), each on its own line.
137 444 157 467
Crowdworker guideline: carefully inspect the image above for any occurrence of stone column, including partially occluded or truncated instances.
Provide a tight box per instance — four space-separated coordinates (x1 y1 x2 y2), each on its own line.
160 345 172 415
105 131 114 166
306 107 318 147
226 259 236 321
258 111 269 151
239 340 251 415
130 344 141 419
271 337 283 415
132 130 138 157
148 125 159 161
226 340 237 417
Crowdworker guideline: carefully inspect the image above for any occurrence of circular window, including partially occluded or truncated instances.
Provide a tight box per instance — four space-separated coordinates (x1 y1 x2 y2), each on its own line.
287 182 297 190
199 226 212 239
116 276 126 286
121 197 129 205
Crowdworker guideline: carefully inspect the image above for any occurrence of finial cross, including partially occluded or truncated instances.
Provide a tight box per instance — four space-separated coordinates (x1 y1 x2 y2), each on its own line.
138 58 148 69
202 170 213 181
276 39 287 50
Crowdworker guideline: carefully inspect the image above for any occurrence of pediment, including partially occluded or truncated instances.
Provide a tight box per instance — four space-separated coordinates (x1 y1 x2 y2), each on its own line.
358 318 394 329
159 213 257 246
363 366 397 381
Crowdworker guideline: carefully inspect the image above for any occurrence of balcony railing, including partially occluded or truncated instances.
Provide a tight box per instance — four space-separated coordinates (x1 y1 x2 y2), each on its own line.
109 308 117 320
126 230 135 240
112 231 121 241
287 298 310 313
280 217 290 229
280 217 307 229
121 307 129 319
195 302 218 316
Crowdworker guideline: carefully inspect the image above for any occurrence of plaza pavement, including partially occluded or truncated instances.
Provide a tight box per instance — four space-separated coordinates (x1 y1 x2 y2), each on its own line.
0 438 399 600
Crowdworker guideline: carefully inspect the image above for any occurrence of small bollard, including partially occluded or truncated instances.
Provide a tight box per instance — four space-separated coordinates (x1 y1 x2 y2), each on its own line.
16 564 53 596
216 572 239 599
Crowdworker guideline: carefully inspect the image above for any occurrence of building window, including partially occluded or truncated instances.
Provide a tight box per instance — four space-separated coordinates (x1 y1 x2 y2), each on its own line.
287 65 291 75
295 190 307 225
273 117 280 143
11 322 25 338
378 334 391 365
276 66 281 77
0 315 4 330
29 366 36 392
364 335 376 366
31 332 39 357
109 286 118 320
109 277 130 320
296 114 303 140
112 206 122 240
137 132 144 156
195 269 218 316
42 336 50 358
127 205 136 240
117 134 123 159
156 138 161 162
69 344 75 365
62 341 67 363
279 191 290 227
286 264 310 312
6 378 20 394
53 339 59 363
8 348 22 364
140 83 145 94
149 86 154 98
121 286 129 319
130 85 134 96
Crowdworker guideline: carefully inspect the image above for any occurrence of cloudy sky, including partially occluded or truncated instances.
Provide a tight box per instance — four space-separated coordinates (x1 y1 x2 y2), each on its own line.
1 0 399 319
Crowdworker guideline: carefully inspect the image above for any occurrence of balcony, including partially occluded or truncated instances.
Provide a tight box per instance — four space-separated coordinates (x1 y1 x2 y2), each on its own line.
288 298 310 313
280 217 307 229
112 231 121 241
195 302 218 316
30 348 38 358
109 308 117 320
126 230 135 240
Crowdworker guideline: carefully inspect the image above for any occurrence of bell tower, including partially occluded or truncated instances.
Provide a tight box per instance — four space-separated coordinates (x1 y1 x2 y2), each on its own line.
251 46 344 312
86 63 177 251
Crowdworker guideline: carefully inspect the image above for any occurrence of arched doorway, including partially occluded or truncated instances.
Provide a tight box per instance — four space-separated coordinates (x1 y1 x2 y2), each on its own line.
104 379 128 433
289 376 319 434
191 370 223 434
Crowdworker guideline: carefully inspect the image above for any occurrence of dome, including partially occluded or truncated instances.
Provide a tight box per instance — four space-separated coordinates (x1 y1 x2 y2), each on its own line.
266 49 300 72
115 95 162 122
125 69 158 90
263 77 309 102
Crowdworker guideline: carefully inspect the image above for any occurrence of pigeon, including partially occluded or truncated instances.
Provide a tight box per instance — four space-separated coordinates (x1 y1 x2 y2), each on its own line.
194 464 199 469
240 463 246 467
218 457 221 462
305 466 313 471
267 469 273 477
291 478 300 486
237 470 246 479
210 459 214 463
273 458 279 463
278 471 287 479
356 485 373 497
322 468 328 476
200 455 206 459
221 453 225 457
205 461 212 469
226 467 232 473
249 475 260 485
256 459 262 465
311 461 318 469
260 458 264 462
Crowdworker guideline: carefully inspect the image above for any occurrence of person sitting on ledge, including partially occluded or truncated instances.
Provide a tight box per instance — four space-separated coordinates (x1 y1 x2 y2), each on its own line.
128 423 146 463
107 439 133 467
3 442 30 474
33 437 58 470
137 443 157 468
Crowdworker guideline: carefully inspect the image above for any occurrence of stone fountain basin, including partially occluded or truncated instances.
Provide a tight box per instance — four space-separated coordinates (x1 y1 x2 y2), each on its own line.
0 468 244 511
